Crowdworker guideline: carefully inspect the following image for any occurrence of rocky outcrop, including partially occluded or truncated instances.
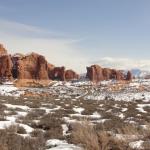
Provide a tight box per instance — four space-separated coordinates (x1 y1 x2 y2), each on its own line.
86 65 104 81
0 43 133 83
0 55 13 80
48 66 79 81
65 69 79 81
47 63 55 79
12 52 79 81
86 65 131 82
12 53 49 80
0 44 7 55
48 67 65 81
0 45 13 80
11 54 23 79
110 69 124 80
126 71 132 80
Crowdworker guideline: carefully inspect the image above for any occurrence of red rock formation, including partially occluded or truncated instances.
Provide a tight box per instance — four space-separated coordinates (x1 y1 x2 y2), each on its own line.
65 69 79 81
86 65 104 82
11 54 23 79
126 71 132 80
1 43 132 83
102 68 112 80
12 53 49 80
86 65 129 82
0 44 7 55
0 44 13 80
12 52 79 81
48 67 65 81
47 63 55 79
48 63 55 70
110 69 124 80
0 55 13 80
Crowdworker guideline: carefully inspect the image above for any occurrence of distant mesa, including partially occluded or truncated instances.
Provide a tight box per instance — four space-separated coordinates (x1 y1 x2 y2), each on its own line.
86 64 132 83
0 43 132 83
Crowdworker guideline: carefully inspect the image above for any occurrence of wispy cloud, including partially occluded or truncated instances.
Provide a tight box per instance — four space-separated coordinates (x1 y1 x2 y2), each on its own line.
1 19 150 73
0 19 88 73
91 57 150 71
0 19 68 39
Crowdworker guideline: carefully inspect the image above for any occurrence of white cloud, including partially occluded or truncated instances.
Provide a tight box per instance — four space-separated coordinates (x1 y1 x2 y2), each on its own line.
1 19 150 74
0 19 88 73
92 57 150 71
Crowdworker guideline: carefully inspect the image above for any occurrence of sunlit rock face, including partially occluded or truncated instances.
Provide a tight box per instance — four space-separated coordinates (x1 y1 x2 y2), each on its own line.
0 44 13 80
65 69 79 81
0 43 133 82
12 52 49 80
126 71 132 81
0 44 7 55
0 55 13 80
48 66 66 81
86 65 104 82
86 64 132 82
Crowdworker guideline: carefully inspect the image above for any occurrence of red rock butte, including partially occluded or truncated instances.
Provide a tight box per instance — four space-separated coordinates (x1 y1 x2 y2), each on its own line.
86 65 132 83
0 43 132 82
0 44 79 82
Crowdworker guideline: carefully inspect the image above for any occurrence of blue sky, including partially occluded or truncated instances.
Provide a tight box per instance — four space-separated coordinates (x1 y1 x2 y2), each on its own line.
0 0 150 72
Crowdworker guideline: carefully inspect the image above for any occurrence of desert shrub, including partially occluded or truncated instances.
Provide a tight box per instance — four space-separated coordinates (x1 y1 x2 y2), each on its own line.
70 121 132 150
71 121 100 150
0 128 45 150
0 114 6 121
30 129 44 137
36 113 63 131
5 125 26 134
44 127 63 140
17 126 26 134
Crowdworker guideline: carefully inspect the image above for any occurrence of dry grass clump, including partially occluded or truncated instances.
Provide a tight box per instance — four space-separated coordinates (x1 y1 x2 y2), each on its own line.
70 121 134 150
30 129 44 137
70 121 100 150
142 141 150 149
0 104 7 121
26 109 45 119
17 126 27 134
0 144 8 150
29 113 64 140
116 124 142 135
141 123 150 140
0 128 45 150
35 113 63 130
0 113 6 121
5 125 27 134
70 121 150 150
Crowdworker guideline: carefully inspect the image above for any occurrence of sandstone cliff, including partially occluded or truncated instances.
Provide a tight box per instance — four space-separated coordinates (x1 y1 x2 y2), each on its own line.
0 55 13 80
12 53 49 80
0 44 133 83
0 44 7 55
86 65 132 82
48 66 66 81
0 44 13 80
65 69 79 81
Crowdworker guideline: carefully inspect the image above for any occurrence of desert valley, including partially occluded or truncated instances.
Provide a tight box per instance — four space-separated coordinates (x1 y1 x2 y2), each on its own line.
0 44 150 150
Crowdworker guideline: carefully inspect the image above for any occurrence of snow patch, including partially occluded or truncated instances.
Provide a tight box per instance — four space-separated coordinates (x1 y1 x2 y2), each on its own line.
46 139 82 150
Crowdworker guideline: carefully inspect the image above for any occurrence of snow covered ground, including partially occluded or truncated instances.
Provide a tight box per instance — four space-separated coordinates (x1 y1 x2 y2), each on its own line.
0 79 150 149
0 83 24 96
